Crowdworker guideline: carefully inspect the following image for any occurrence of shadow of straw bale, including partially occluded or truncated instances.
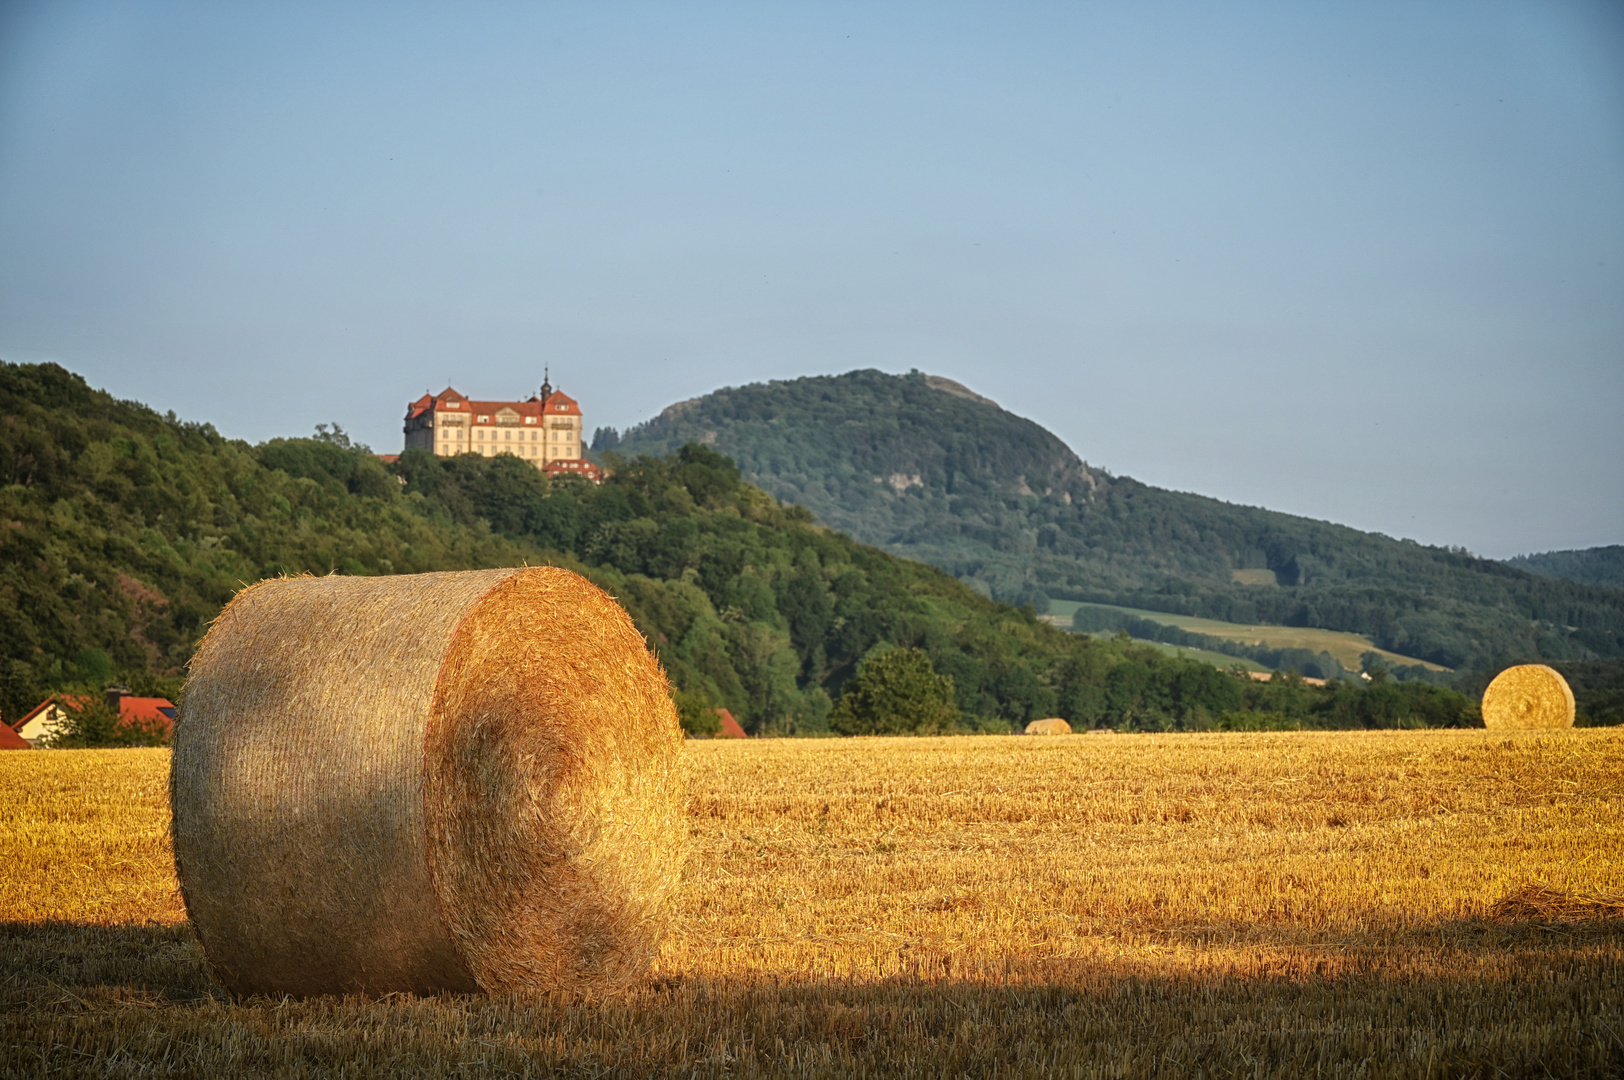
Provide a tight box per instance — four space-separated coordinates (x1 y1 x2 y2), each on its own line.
0 921 223 1007
3 912 1624 1078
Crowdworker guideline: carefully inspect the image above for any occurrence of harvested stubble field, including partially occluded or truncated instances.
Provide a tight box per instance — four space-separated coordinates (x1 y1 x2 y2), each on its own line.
3 731 1623 1078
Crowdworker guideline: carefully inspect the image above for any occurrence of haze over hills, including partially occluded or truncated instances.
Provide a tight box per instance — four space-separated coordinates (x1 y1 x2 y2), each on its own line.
608 370 1624 674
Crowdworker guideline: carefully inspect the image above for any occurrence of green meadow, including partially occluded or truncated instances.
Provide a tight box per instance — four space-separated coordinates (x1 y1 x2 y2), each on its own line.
1044 600 1448 673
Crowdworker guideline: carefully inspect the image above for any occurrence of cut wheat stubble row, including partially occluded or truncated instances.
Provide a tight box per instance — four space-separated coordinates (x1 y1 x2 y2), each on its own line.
170 567 685 998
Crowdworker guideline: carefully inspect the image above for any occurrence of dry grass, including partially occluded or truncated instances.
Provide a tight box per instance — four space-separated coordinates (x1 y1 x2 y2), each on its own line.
4 730 1623 1078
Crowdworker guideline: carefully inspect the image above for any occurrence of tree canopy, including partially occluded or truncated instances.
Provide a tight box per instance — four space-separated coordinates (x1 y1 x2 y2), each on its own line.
829 649 959 735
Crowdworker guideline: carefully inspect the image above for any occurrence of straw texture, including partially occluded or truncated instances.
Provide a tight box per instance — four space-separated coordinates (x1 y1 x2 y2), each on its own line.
1480 663 1576 730
171 567 684 998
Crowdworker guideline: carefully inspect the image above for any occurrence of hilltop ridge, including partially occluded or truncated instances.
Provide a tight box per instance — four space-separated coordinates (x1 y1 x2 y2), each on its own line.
1506 546 1624 591
611 369 1624 673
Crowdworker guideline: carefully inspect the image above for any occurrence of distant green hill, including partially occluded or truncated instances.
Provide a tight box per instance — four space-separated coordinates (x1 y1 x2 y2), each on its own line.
609 369 1624 673
1505 546 1624 591
6 361 1488 735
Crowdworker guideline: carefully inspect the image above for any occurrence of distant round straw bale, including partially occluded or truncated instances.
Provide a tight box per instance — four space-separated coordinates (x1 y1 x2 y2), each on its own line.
1480 664 1575 730
1024 718 1072 735
171 567 684 998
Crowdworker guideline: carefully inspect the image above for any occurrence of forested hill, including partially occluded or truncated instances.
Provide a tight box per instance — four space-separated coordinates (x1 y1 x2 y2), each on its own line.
608 369 1624 673
1505 547 1624 591
7 360 1493 735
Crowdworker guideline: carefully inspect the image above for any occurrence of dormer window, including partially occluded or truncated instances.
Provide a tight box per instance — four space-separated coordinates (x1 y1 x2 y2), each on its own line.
444 400 460 408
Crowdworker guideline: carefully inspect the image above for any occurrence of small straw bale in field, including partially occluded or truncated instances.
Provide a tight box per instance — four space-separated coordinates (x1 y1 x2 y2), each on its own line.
1024 717 1072 735
1480 663 1576 730
171 567 685 998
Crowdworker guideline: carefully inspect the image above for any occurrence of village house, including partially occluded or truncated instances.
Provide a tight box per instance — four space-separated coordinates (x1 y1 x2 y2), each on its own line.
401 372 602 482
11 688 176 748
713 708 749 739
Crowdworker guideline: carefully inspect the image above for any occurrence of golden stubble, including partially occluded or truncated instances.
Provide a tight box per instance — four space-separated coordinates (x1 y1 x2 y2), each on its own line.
669 730 1623 980
3 729 1622 1078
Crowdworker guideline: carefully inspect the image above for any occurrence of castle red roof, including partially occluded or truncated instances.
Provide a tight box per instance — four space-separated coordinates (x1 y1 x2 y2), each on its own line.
542 391 580 416
405 386 583 426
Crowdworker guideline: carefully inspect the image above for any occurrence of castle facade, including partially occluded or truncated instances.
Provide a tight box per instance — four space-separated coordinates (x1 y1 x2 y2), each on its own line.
402 376 600 480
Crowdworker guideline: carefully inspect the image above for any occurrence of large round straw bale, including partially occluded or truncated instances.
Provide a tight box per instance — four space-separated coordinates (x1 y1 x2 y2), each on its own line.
1024 718 1072 735
171 567 684 998
1481 663 1575 730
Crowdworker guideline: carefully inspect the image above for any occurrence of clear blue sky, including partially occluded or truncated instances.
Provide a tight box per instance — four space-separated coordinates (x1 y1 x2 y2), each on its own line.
1 1 1620 558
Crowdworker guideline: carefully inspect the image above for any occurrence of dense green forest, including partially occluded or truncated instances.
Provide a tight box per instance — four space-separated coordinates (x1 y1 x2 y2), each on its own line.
1505 546 1624 591
0 361 1490 735
609 369 1624 673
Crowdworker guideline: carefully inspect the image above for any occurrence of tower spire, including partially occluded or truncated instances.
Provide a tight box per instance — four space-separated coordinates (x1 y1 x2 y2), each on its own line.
540 366 552 400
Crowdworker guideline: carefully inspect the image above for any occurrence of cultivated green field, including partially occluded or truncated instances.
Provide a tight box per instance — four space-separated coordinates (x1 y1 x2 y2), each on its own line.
1072 631 1273 672
1040 610 1272 672
1046 600 1448 672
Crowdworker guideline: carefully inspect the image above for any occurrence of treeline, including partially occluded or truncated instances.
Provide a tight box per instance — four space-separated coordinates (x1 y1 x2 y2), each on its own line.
387 445 1483 734
1505 546 1624 591
0 362 1487 735
613 370 1624 673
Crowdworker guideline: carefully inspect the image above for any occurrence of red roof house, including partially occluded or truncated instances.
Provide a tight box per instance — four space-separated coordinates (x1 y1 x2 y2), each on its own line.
13 692 176 747
0 722 30 750
714 708 748 739
543 458 604 483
